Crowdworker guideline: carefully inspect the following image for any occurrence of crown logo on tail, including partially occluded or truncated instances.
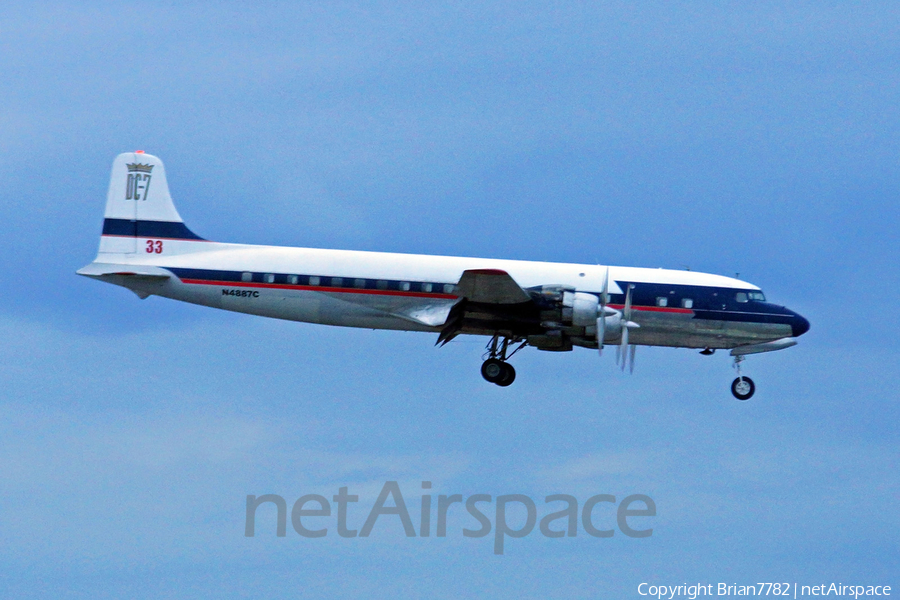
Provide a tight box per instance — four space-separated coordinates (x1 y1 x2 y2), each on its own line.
127 163 154 173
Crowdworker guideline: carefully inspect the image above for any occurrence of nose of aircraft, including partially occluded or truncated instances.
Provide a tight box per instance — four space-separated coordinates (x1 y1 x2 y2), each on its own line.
790 311 810 337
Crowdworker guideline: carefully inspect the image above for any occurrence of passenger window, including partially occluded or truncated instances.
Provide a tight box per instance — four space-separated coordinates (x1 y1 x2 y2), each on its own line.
735 292 748 303
443 284 456 294
288 275 298 285
656 297 668 307
399 282 410 291
331 277 343 287
376 280 388 290
421 283 433 293
682 298 694 309
309 276 320 286
264 274 275 283
241 272 252 282
354 278 366 288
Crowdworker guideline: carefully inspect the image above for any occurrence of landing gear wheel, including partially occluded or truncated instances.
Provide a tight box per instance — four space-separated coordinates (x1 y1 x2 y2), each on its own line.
497 363 516 387
481 359 505 384
731 377 755 400
481 359 516 386
481 334 525 387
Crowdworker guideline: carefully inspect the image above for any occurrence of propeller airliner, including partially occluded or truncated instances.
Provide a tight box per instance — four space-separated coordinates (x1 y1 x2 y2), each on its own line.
79 153 809 399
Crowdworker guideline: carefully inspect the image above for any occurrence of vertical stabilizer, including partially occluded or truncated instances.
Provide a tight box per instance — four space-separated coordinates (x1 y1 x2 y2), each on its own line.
98 152 205 255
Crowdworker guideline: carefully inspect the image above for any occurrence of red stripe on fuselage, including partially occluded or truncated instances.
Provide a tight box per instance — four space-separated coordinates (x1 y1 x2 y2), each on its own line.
607 303 694 314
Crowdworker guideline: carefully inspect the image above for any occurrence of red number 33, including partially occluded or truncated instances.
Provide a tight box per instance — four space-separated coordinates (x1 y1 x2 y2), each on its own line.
146 240 163 254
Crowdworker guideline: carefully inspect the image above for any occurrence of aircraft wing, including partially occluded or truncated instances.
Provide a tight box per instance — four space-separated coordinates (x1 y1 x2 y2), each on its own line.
437 269 540 345
455 269 533 304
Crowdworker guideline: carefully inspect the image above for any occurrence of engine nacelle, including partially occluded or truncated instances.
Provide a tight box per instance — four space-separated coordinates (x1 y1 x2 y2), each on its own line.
527 330 573 352
545 290 602 328
532 289 608 346
571 292 599 326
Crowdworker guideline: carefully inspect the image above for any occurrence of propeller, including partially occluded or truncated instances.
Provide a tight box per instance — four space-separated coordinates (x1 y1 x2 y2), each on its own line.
595 268 639 372
615 283 640 373
596 266 609 355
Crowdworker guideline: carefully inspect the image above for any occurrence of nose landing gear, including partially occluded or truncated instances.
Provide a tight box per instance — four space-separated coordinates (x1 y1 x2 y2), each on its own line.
481 334 525 387
730 355 755 400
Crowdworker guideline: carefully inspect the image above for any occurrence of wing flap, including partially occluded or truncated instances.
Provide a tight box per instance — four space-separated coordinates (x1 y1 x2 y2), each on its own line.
456 269 532 304
436 269 537 345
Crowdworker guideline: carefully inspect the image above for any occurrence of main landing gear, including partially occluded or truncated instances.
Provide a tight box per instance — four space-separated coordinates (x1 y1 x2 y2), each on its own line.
481 335 526 387
730 355 755 400
481 358 515 386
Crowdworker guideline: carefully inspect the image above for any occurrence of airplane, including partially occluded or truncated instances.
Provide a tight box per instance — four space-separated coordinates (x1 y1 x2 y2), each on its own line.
79 152 810 400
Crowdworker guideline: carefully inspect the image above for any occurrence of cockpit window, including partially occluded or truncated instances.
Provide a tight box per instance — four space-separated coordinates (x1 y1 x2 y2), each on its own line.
735 292 748 303
748 291 766 301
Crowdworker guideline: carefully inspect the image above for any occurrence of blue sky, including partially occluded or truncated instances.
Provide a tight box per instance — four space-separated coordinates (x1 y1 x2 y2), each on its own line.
1 2 897 598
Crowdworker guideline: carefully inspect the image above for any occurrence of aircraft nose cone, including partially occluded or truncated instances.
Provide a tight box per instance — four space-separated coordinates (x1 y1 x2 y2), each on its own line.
791 312 810 337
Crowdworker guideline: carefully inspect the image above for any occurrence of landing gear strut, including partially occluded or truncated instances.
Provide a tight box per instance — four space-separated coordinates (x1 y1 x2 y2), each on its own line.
730 355 755 400
481 335 525 387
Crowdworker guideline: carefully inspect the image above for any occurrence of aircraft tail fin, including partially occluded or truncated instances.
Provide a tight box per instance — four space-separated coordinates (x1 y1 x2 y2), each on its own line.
97 152 206 255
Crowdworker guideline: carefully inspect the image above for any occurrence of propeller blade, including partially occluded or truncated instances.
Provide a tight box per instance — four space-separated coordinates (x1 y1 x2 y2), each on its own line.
620 326 629 371
600 266 609 307
597 266 610 356
623 283 634 321
629 344 636 374
597 316 605 355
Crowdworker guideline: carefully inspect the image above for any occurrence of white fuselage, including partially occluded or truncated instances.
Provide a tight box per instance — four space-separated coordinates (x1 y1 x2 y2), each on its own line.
85 236 794 350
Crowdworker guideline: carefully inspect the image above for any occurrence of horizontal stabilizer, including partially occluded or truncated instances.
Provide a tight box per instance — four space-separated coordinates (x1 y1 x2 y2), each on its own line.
77 262 171 280
456 269 531 304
